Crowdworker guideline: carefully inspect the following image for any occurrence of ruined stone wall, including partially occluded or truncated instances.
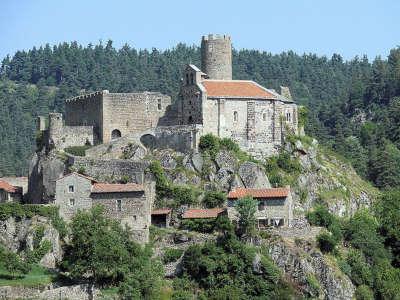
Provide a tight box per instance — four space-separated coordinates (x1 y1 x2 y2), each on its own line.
91 188 153 243
102 92 171 143
65 91 103 143
68 156 149 183
55 174 92 221
201 34 232 80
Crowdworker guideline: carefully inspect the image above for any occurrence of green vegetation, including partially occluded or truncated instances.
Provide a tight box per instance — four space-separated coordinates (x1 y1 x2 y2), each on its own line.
0 203 67 238
264 150 302 187
64 145 91 156
162 248 184 264
202 190 226 208
0 264 55 287
235 196 258 238
61 206 164 298
179 233 294 299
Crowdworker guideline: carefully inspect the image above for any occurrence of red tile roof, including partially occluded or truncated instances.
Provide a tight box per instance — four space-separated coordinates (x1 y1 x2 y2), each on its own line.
91 183 144 193
182 208 225 219
0 180 18 193
152 208 172 215
227 188 289 199
202 80 277 99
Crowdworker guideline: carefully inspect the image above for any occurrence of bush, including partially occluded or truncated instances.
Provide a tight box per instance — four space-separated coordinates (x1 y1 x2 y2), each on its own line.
163 248 184 264
27 240 52 264
181 218 216 233
203 191 226 208
317 232 337 253
172 186 197 206
306 205 334 228
199 134 220 156
355 285 374 300
219 138 240 153
346 249 373 286
64 145 91 156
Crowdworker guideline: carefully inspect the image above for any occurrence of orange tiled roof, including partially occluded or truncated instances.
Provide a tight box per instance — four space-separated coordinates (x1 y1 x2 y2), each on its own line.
91 183 144 193
152 208 172 215
202 80 277 99
182 208 225 219
58 172 98 183
0 180 18 193
227 188 289 199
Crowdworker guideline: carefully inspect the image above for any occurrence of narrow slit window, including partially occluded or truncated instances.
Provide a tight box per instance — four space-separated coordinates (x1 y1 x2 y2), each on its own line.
233 111 238 122
157 99 162 110
69 199 75 206
263 113 267 121
117 200 122 212
68 185 74 193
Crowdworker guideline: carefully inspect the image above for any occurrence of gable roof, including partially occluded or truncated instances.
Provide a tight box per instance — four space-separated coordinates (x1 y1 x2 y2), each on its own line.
202 80 278 99
182 208 225 219
0 180 18 193
57 172 98 183
227 187 289 199
91 183 144 194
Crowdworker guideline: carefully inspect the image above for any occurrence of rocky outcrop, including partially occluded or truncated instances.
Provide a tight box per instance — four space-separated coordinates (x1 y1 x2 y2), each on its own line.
268 238 355 300
0 216 62 268
238 161 271 189
0 284 99 300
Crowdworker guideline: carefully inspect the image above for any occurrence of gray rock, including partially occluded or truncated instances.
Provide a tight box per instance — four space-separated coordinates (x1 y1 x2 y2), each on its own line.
238 162 271 189
173 172 189 185
191 153 203 173
174 232 191 244
215 168 234 191
182 155 195 172
214 150 237 172
230 175 244 190
160 152 177 169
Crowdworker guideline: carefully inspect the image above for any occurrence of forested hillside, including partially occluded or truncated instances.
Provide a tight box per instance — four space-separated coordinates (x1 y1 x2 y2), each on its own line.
0 41 399 188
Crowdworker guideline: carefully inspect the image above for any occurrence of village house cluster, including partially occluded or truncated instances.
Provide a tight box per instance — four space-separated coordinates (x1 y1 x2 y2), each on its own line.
1 35 299 243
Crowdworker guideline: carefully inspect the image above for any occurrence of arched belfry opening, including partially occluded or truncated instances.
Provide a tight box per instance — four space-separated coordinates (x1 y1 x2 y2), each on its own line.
111 129 122 139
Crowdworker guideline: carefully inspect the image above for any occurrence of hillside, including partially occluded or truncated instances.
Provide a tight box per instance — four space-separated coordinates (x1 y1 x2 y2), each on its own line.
1 42 400 190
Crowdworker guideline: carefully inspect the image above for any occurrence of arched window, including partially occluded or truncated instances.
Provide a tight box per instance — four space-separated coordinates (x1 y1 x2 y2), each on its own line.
233 111 238 122
157 99 162 110
111 129 122 139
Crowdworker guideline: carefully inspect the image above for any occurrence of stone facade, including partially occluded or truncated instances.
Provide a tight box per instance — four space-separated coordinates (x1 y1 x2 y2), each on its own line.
55 173 155 244
227 188 293 228
65 90 171 144
178 35 299 158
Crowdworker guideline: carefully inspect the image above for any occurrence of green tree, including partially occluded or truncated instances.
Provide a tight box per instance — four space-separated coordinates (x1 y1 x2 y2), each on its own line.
235 196 258 238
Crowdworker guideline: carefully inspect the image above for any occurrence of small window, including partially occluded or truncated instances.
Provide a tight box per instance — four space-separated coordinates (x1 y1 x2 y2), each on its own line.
263 113 267 121
233 111 238 122
133 215 137 221
69 199 75 206
188 115 193 123
68 185 74 193
117 199 122 212
157 99 162 110
186 74 189 85
190 73 194 85
286 112 291 122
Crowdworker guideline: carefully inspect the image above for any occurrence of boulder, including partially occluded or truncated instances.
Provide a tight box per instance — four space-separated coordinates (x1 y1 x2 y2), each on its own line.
215 168 234 191
191 153 203 173
160 152 177 169
238 162 271 189
214 150 237 172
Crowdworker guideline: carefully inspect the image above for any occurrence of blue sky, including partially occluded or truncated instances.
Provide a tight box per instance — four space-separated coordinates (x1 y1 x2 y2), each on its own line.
0 0 399 61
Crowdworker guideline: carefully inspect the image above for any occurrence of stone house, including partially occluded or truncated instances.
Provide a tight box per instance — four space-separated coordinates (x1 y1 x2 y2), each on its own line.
227 187 293 228
0 179 23 203
178 34 298 158
55 172 155 243
151 208 172 228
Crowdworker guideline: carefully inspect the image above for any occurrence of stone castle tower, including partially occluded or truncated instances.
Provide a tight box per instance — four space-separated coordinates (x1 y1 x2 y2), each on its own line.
201 34 232 80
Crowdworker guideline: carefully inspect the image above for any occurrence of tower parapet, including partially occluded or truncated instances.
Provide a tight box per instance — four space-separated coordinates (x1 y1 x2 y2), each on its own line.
201 34 232 80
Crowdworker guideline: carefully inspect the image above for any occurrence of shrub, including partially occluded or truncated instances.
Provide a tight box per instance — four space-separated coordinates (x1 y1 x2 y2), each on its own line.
317 232 337 253
181 218 216 233
163 248 184 264
172 186 197 206
64 145 91 156
306 205 334 228
355 285 374 300
219 138 240 153
33 225 45 249
203 191 226 208
199 134 220 156
346 249 373 286
27 240 52 264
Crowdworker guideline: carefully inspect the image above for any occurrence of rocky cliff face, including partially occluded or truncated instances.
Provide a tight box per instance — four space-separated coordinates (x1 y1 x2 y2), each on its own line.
0 216 62 268
268 238 355 300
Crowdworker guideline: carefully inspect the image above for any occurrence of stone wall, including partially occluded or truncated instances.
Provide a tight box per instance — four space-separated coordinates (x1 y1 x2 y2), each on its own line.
68 155 149 183
55 174 93 221
102 91 171 143
201 34 232 80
